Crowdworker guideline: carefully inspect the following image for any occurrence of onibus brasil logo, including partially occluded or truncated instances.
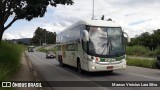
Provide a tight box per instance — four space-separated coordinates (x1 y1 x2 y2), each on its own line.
1 82 42 87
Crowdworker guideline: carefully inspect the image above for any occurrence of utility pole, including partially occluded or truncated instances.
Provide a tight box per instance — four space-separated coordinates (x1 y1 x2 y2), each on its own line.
92 0 94 20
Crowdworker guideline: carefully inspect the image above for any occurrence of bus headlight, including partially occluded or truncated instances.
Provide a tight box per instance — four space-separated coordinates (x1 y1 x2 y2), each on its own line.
92 60 96 63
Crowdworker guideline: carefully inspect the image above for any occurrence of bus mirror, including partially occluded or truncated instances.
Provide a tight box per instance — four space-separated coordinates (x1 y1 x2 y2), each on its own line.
82 30 89 42
123 32 131 42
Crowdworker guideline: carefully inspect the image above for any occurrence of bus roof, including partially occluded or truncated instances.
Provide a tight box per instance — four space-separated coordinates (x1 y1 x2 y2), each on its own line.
56 20 122 43
76 19 120 27
58 19 121 35
62 20 121 32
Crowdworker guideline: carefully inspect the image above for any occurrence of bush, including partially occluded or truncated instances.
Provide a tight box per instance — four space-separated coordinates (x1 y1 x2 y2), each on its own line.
137 46 160 57
0 41 25 81
146 51 157 57
127 57 157 69
126 45 149 56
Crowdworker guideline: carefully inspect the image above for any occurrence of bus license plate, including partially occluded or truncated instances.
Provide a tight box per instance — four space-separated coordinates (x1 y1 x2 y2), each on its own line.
107 66 113 69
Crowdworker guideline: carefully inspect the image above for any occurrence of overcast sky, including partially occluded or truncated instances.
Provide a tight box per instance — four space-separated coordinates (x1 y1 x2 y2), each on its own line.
3 0 160 39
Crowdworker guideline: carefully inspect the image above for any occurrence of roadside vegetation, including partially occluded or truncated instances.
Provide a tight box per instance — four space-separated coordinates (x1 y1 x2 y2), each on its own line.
127 29 160 57
126 45 160 57
0 41 25 81
37 47 48 52
126 45 158 69
127 57 157 69
126 29 160 68
37 46 56 54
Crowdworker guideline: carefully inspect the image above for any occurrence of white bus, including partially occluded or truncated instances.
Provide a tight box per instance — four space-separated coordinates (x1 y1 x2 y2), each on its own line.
55 20 130 73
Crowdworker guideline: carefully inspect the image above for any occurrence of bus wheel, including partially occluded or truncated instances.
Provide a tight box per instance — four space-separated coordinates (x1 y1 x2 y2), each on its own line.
77 61 83 74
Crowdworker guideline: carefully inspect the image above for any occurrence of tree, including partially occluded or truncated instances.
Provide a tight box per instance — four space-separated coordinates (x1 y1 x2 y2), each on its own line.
129 29 160 50
0 0 73 42
130 32 152 49
31 27 56 45
152 29 160 49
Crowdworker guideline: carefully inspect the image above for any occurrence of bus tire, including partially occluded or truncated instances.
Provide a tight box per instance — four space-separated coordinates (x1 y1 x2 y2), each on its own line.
77 60 83 74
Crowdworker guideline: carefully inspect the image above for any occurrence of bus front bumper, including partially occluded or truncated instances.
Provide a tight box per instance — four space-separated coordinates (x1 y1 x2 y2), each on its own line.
88 60 126 72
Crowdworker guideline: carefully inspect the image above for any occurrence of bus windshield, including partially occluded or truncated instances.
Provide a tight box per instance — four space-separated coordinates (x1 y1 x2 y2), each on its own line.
88 26 125 57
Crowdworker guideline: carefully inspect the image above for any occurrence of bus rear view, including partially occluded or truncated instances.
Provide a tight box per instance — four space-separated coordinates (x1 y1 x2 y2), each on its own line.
55 20 130 73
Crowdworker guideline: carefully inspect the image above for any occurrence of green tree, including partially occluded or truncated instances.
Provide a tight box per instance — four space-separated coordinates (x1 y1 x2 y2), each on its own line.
152 29 160 49
0 0 73 42
129 29 160 50
31 27 56 45
31 27 43 45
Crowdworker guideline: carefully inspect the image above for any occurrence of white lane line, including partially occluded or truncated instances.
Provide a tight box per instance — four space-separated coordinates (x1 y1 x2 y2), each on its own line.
28 53 109 90
128 73 160 80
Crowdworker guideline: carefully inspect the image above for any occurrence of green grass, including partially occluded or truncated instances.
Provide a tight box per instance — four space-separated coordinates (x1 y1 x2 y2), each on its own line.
0 41 25 81
127 57 157 69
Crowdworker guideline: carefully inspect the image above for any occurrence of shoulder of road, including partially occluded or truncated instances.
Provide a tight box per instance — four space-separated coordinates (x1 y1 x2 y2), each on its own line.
10 53 39 90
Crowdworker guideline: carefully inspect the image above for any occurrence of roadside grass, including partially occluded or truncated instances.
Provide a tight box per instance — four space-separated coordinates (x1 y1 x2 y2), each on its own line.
37 47 56 54
126 45 160 57
127 57 157 69
50 48 56 54
37 47 48 53
0 41 25 81
126 45 149 57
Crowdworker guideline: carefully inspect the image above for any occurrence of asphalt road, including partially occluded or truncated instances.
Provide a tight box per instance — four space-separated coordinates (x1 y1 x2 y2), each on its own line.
25 51 160 90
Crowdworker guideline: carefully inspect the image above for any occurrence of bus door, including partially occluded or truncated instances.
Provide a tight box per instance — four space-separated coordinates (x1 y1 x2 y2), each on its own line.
66 44 77 66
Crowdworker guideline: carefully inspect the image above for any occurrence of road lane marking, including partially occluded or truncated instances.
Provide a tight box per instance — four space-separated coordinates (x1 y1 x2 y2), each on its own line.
128 73 160 80
27 52 109 90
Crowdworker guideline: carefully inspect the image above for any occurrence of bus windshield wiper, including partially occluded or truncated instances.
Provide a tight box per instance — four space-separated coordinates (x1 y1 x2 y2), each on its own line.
100 38 112 55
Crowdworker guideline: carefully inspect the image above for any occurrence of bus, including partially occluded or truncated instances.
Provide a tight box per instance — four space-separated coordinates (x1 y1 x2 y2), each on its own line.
55 19 130 73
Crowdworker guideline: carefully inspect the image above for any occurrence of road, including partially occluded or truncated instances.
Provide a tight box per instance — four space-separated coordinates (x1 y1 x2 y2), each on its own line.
25 51 160 90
